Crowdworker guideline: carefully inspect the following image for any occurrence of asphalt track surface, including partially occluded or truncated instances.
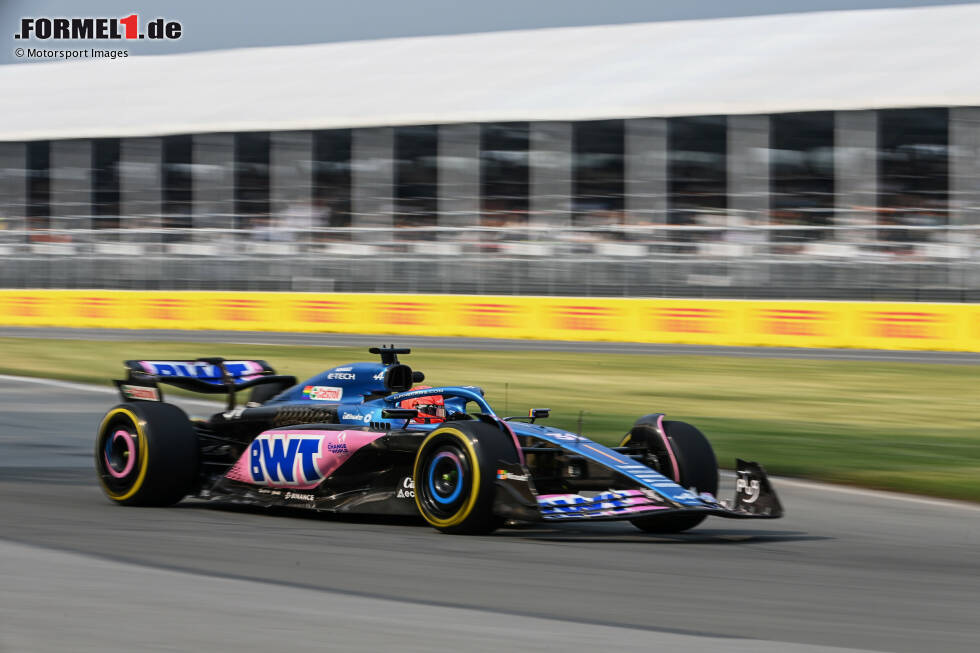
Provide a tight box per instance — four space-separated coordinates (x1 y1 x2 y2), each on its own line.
2 326 979 364
1 376 978 652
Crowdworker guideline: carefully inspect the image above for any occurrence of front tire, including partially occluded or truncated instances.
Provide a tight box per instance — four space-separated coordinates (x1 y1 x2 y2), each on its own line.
621 416 718 533
413 421 519 534
95 402 199 506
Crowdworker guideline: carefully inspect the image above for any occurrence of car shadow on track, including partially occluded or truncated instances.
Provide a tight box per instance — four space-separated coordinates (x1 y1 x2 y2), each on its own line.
499 529 829 545
187 501 826 544
183 500 427 528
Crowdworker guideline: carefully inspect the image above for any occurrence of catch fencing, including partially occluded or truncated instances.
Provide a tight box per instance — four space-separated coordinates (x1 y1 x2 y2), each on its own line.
1 225 978 301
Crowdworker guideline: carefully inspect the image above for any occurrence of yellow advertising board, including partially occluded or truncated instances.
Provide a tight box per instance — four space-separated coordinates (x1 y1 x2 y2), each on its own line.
0 290 976 352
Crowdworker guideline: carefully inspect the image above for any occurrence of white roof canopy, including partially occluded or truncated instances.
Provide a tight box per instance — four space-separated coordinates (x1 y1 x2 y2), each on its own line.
2 4 979 141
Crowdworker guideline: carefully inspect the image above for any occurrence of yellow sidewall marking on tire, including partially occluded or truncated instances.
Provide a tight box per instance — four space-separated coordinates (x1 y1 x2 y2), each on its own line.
414 427 482 529
97 407 149 502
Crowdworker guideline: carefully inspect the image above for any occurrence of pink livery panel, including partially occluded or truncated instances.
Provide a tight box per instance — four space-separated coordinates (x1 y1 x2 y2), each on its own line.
224 429 384 489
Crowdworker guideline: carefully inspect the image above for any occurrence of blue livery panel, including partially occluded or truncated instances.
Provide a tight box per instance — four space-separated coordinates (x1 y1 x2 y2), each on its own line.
509 424 705 506
269 362 389 404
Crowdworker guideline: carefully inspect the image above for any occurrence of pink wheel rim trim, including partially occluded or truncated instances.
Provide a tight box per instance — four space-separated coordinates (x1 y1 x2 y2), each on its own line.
656 414 680 483
105 429 137 478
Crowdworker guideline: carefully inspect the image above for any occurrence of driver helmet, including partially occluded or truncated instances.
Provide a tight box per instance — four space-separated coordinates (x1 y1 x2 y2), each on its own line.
400 386 446 424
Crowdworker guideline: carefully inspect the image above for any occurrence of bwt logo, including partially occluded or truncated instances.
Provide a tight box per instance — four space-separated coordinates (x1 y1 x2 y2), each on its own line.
249 434 327 486
15 16 182 41
143 361 259 379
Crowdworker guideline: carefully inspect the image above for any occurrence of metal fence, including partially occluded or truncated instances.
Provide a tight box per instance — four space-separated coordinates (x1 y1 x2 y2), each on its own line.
1 224 977 300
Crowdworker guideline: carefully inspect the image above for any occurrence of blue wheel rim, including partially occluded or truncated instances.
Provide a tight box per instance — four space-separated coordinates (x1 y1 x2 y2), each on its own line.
427 450 464 505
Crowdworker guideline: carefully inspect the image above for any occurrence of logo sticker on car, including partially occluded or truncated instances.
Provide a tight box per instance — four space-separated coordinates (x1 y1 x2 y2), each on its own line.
302 385 343 401
121 384 159 401
396 476 415 499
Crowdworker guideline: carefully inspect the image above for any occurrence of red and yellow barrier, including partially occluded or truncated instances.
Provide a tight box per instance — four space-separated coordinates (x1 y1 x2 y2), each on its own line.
0 290 976 352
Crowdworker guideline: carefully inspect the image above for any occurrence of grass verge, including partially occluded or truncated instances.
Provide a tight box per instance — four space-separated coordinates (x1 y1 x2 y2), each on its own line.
1 337 977 502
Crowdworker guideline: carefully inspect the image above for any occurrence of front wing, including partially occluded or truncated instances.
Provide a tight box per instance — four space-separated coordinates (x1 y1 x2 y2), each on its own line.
494 459 783 523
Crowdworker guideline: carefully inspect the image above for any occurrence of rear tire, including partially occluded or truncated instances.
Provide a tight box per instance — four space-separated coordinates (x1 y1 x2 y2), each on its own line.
413 421 519 534
95 402 199 506
621 416 718 533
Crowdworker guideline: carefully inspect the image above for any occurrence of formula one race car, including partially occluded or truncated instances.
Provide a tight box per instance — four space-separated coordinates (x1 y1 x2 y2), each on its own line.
95 346 782 534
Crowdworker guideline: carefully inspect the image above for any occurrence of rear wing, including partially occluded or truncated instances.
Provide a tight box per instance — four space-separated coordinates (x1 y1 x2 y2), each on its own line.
115 358 296 409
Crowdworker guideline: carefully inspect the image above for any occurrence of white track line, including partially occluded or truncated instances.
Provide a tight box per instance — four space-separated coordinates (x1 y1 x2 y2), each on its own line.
4 374 977 511
0 374 223 409
720 472 980 511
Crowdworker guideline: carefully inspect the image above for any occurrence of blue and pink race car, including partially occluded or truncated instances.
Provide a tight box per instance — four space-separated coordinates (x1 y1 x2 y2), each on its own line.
96 346 782 534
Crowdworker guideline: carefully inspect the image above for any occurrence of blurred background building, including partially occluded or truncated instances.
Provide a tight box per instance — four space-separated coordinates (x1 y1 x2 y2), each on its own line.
1 2 979 299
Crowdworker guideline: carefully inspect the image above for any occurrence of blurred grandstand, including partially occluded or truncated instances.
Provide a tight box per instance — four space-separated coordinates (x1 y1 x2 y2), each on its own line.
0 5 978 299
